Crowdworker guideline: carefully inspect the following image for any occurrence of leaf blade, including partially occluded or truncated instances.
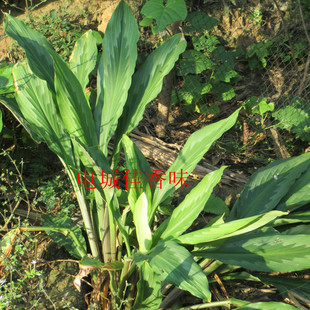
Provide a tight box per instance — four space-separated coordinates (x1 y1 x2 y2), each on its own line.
160 167 226 240
135 240 211 301
69 30 98 90
194 233 310 272
229 152 310 219
95 1 139 153
178 211 286 244
151 108 240 215
114 34 186 152
133 193 152 253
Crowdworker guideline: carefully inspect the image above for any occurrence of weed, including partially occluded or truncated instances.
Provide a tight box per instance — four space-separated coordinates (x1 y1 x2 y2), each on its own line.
0 231 46 309
172 11 243 113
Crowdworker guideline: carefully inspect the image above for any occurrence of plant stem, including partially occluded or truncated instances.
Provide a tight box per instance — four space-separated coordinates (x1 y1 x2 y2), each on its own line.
177 298 249 309
61 159 101 259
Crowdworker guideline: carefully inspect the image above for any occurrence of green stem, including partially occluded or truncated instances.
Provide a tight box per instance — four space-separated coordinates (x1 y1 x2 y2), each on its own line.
108 204 117 261
102 205 111 262
203 260 223 276
61 159 100 259
178 298 249 309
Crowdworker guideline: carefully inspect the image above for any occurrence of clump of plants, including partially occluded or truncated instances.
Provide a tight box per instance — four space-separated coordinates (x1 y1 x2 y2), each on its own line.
171 11 243 114
273 96 310 142
0 230 45 309
0 2 310 309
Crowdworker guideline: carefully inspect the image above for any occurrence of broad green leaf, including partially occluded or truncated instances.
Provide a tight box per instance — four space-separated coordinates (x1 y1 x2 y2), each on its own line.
95 2 139 153
256 274 310 302
229 152 310 219
178 50 215 75
282 224 310 235
0 97 41 143
277 168 310 212
135 240 211 301
132 261 162 310
212 82 236 101
151 108 240 217
73 139 111 174
133 193 152 253
4 14 97 147
253 100 274 115
53 54 97 146
220 271 261 282
192 35 219 52
69 30 98 90
178 210 285 244
272 97 310 141
114 34 186 152
272 210 310 226
0 64 14 94
243 96 274 116
42 214 87 259
214 63 239 83
185 12 219 33
141 0 187 33
160 167 225 240
140 17 153 27
171 75 203 105
193 233 310 272
212 45 243 63
121 134 152 208
204 194 229 216
4 14 55 90
235 302 297 309
12 63 74 165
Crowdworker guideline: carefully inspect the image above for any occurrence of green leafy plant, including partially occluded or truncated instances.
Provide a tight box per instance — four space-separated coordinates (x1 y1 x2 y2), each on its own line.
7 7 90 63
243 96 274 124
0 63 14 95
140 0 187 33
273 96 310 142
33 175 77 217
0 230 46 309
1 2 310 309
172 12 243 113
246 40 273 70
249 8 262 26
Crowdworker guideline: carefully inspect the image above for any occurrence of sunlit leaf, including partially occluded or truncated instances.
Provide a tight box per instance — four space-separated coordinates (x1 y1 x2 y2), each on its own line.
69 30 98 90
178 211 285 244
194 233 310 272
135 240 211 301
159 167 225 240
151 108 240 217
114 34 186 152
133 193 152 253
95 2 139 154
229 152 310 219
141 0 187 33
